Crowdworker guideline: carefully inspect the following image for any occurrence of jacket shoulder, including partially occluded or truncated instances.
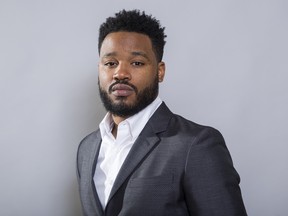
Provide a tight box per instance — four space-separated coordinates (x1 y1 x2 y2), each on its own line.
171 114 223 138
77 130 100 163
79 130 100 148
151 102 224 143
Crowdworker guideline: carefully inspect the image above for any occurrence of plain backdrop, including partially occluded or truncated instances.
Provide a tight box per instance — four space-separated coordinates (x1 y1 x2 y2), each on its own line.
1 0 287 215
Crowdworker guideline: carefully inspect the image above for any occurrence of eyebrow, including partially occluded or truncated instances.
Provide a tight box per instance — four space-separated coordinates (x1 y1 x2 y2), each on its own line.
102 51 150 60
131 51 149 60
102 52 117 58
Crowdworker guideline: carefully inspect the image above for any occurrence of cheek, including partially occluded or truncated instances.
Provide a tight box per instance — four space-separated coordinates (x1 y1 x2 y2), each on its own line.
99 68 109 78
98 72 112 87
135 72 157 87
98 65 113 79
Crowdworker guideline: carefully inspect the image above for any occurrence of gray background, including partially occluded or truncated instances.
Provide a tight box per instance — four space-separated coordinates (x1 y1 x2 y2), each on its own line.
1 0 287 215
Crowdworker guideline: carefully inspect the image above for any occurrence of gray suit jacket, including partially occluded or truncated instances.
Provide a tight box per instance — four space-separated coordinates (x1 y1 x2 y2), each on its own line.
77 103 247 216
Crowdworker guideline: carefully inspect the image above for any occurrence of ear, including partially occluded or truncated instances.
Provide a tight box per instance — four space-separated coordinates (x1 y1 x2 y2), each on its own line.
157 61 165 82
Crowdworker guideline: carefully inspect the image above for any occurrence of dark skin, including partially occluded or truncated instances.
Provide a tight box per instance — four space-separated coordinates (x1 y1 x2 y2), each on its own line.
98 32 166 137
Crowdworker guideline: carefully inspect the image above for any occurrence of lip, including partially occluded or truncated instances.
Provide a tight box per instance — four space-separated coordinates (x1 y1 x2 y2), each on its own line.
111 84 135 97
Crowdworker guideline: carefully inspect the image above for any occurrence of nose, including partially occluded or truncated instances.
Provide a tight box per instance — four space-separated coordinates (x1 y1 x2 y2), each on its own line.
113 63 131 81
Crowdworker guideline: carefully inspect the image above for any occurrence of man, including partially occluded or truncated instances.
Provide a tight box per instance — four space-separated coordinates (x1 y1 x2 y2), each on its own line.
77 9 247 216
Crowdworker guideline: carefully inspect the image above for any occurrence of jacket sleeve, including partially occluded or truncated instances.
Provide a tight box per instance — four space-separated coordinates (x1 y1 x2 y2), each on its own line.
76 143 81 181
183 127 247 216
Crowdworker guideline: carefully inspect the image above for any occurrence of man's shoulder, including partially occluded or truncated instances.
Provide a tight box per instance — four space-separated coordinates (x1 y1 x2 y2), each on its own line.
169 113 224 140
78 129 101 153
153 102 223 137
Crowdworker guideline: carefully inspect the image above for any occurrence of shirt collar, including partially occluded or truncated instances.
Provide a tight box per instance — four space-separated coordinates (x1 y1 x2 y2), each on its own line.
99 96 162 140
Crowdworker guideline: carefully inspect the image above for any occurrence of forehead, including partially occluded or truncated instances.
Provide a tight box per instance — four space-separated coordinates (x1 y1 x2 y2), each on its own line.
100 32 154 57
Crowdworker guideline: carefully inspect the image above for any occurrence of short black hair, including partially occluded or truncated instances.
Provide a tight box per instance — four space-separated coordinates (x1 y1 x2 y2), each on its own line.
98 9 166 62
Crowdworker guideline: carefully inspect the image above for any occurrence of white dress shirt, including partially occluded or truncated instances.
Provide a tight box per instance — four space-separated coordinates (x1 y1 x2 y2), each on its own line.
94 97 162 209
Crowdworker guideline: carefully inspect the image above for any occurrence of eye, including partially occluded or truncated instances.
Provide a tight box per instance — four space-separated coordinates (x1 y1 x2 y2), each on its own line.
104 61 118 67
131 61 144 66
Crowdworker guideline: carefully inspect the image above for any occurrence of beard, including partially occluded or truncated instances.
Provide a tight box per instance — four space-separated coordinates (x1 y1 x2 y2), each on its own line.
98 75 159 118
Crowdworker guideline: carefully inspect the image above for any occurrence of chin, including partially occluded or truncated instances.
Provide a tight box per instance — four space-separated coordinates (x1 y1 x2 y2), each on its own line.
113 95 135 103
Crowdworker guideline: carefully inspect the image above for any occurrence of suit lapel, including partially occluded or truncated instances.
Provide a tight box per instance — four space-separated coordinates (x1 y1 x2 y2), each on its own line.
107 131 160 202
89 132 105 215
106 102 173 207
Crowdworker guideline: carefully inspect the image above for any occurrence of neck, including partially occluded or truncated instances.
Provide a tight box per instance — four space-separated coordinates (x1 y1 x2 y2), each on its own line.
112 115 127 125
112 123 118 138
111 114 129 138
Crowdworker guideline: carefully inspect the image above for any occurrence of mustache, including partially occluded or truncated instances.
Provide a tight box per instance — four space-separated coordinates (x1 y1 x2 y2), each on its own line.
108 80 138 94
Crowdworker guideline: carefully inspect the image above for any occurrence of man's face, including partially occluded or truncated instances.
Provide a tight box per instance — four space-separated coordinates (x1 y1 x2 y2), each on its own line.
98 31 165 117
